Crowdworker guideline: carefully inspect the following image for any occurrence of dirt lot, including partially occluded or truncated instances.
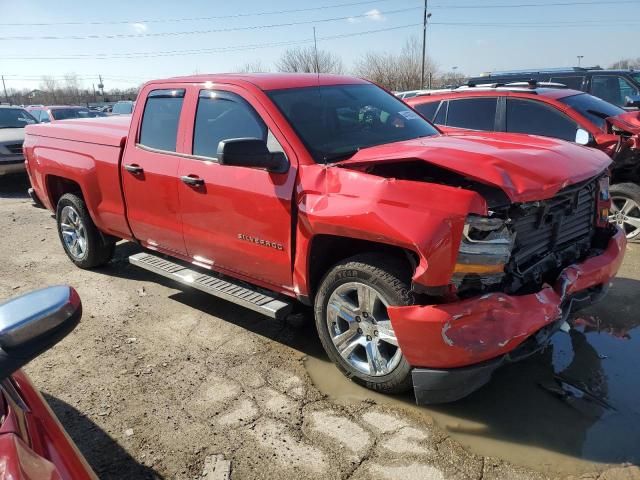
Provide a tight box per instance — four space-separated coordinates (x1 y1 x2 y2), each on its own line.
1 175 639 480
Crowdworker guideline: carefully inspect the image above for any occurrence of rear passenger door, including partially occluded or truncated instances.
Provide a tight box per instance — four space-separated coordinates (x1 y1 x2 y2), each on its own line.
121 87 188 255
505 98 580 142
444 98 498 132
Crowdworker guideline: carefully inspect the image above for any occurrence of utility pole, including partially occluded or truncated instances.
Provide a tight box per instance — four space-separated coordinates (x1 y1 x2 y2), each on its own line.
577 55 584 67
97 75 104 96
313 27 320 74
1 75 9 104
421 1 432 89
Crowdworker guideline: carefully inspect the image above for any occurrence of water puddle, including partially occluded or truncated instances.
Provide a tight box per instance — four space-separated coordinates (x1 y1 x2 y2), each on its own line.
304 277 640 475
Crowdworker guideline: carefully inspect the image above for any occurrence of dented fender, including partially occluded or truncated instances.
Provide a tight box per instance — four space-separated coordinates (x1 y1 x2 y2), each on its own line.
292 163 488 297
388 227 627 369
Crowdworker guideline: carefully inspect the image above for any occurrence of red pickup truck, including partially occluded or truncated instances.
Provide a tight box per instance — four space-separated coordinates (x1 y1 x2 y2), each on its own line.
23 74 625 403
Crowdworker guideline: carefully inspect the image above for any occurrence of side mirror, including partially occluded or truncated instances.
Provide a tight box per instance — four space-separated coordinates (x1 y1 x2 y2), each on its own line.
217 138 289 174
0 286 81 379
624 95 640 109
575 128 592 146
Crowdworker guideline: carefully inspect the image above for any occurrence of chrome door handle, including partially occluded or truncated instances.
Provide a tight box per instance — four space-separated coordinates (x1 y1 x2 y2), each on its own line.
180 175 204 187
124 164 143 175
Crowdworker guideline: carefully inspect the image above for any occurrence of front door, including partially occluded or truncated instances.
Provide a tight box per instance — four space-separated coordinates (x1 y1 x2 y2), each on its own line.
177 88 297 289
121 88 188 255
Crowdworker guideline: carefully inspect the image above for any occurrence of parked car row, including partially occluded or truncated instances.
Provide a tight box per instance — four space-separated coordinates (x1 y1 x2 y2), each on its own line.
2 72 629 478
0 102 134 178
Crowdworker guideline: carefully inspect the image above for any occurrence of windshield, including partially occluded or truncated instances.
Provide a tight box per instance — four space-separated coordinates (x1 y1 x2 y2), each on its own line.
112 102 133 114
559 93 625 129
50 108 96 120
630 72 640 85
0 108 37 128
267 84 439 163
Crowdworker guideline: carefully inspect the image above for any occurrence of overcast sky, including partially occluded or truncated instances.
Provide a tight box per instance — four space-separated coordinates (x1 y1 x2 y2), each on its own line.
1 0 639 91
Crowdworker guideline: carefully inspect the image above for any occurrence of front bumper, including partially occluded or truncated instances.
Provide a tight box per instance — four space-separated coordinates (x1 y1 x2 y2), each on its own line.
0 159 26 176
387 227 627 404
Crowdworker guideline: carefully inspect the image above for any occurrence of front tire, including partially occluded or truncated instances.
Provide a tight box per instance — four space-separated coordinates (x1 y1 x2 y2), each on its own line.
56 193 114 268
609 183 640 241
314 253 414 394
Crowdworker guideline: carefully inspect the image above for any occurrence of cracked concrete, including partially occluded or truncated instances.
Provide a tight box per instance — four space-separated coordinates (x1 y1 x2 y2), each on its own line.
0 177 638 479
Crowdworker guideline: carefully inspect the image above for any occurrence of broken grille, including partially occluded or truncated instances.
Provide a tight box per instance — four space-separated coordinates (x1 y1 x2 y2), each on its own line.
510 176 598 272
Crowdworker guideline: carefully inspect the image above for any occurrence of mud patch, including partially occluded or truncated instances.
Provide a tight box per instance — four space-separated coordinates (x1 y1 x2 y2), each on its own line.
305 274 640 475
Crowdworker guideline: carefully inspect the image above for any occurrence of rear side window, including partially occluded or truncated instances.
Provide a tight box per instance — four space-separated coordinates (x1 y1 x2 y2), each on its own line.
506 98 578 141
413 101 440 121
446 98 497 131
193 91 267 158
550 76 584 90
139 89 185 152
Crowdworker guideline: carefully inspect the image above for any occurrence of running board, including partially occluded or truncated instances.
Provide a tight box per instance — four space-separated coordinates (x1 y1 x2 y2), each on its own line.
128 252 293 320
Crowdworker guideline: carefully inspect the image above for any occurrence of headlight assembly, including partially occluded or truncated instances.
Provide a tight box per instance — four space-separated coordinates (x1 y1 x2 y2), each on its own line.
452 215 515 288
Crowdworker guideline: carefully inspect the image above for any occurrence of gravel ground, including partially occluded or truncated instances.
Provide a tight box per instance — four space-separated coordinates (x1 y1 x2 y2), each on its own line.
1 175 639 480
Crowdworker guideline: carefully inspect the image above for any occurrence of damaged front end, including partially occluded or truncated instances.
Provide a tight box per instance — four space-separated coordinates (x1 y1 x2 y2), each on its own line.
605 112 640 183
387 174 627 404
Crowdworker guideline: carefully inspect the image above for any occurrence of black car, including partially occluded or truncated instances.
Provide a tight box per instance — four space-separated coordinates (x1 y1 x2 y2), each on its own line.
468 68 640 109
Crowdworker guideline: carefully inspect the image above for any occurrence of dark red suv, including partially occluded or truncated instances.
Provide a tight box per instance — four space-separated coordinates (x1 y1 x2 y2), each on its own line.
406 85 640 239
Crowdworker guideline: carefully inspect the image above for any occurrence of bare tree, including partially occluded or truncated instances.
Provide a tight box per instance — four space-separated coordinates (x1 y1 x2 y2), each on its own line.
354 36 437 91
433 71 466 88
610 57 640 69
235 60 270 73
276 46 343 74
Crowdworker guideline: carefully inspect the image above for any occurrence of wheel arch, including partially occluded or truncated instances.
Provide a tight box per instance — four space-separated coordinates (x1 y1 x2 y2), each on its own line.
305 234 418 303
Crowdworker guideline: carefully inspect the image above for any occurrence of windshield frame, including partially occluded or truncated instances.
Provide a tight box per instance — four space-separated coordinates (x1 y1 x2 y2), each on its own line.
558 92 626 130
266 83 441 164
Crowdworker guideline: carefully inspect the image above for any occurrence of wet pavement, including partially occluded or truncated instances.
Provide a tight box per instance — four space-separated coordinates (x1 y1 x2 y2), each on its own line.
305 243 640 476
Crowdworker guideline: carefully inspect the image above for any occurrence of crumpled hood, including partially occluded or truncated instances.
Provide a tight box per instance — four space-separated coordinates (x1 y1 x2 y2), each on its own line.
338 132 611 202
0 128 26 144
607 111 640 135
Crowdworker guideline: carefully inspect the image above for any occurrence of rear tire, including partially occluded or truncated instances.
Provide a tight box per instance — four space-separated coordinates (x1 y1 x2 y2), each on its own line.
56 193 115 268
314 253 414 394
609 183 640 241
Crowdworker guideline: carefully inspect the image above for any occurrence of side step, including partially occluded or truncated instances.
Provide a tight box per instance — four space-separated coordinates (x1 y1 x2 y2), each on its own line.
129 252 293 320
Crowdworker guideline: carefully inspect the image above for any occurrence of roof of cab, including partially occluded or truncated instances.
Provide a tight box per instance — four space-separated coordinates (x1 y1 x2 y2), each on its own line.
148 73 369 91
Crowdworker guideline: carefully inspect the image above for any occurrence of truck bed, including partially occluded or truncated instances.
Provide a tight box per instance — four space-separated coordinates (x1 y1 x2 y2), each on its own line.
25 115 131 147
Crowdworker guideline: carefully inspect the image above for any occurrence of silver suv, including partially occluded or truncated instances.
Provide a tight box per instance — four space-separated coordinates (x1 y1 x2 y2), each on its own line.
0 106 37 176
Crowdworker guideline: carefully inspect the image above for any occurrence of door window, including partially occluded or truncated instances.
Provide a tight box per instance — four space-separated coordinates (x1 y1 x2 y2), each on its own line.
433 101 447 125
506 98 579 141
591 75 639 107
446 98 497 131
193 91 267 159
413 101 440 121
138 89 185 152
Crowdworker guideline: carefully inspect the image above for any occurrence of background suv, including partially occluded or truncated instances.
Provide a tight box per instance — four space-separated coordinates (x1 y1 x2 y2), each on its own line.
406 85 640 240
0 106 37 176
467 68 640 109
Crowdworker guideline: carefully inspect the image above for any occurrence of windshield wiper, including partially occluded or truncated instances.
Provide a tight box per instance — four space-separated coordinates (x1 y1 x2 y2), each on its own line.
322 148 360 163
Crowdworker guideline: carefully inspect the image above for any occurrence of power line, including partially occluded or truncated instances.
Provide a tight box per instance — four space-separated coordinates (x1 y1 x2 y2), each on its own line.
0 0 400 26
0 7 419 41
430 0 639 8
0 23 423 60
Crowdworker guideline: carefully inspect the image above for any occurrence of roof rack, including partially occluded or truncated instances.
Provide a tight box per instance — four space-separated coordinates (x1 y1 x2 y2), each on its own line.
478 66 602 77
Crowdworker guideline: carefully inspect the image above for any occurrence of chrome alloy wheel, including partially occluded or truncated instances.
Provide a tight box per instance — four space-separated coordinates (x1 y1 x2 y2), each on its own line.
326 282 402 376
60 206 88 260
609 196 640 240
